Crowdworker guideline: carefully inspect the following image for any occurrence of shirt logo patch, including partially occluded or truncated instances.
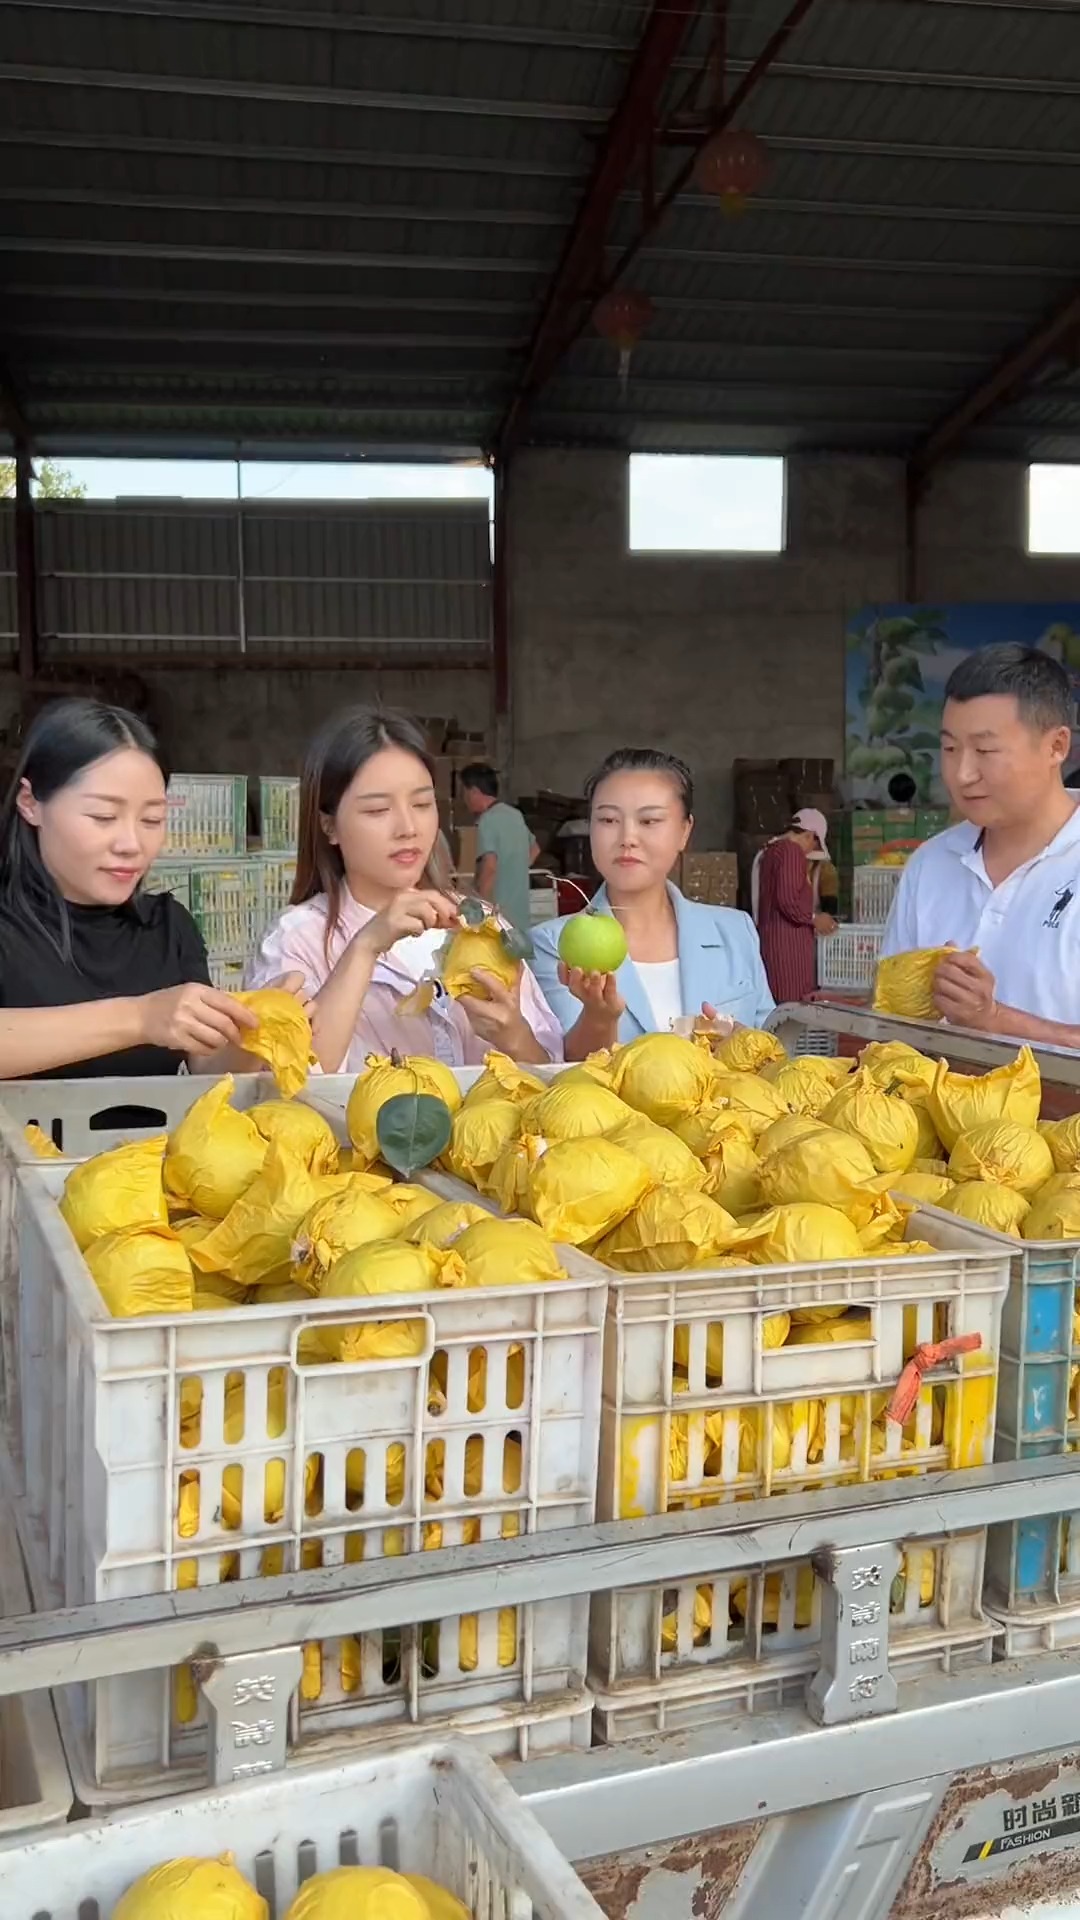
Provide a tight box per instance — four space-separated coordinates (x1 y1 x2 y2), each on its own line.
1045 886 1075 930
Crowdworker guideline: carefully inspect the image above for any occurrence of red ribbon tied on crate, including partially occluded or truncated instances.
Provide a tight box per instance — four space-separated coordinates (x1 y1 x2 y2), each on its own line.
885 1333 983 1427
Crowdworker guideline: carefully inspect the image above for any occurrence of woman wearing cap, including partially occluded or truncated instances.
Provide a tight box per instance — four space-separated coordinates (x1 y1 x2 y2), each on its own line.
754 808 837 1005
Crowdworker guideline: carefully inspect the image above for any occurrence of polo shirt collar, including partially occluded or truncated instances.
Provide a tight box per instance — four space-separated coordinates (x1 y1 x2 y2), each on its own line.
954 800 1080 884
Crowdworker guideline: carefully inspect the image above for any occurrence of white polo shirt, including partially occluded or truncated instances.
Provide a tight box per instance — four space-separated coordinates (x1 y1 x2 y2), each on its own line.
881 803 1080 1023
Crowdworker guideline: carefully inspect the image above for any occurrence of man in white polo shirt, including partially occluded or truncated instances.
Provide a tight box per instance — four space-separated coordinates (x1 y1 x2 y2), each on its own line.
881 643 1080 1047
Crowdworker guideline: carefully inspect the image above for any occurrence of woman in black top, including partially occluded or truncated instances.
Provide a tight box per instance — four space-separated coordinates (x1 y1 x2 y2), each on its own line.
0 699 275 1080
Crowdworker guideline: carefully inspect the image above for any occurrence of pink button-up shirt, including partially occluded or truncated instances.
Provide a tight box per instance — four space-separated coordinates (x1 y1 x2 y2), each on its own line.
247 889 563 1073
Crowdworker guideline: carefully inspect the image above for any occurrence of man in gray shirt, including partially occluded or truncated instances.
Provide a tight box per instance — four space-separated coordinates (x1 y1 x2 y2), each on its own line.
458 764 539 933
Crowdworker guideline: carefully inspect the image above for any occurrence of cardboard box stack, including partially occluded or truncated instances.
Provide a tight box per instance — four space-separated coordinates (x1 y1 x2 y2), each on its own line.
678 851 738 908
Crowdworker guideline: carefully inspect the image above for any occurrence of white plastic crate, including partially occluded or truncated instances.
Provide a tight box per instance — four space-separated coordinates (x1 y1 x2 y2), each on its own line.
185 859 265 953
143 863 192 912
0 1070 295 1160
209 952 248 991
588 1211 1008 1742
165 774 248 856
853 865 904 925
0 1528 71 1839
816 923 884 994
260 775 300 853
0 1095 604 1802
0 1737 604 1918
258 852 298 923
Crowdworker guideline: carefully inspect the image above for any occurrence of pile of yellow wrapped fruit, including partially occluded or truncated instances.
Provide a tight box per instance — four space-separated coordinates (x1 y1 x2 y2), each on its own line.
112 1852 470 1919
50 1060 569 1335
436 1026 1073 1253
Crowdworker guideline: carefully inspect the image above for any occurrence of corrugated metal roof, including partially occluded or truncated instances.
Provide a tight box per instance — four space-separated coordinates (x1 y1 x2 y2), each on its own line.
2 0 1079 458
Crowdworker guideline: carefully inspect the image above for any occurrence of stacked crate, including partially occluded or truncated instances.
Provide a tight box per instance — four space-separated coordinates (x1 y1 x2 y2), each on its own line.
150 774 299 984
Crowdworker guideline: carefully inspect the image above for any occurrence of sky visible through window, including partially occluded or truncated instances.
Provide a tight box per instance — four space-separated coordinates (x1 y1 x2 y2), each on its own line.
629 453 786 552
49 457 495 505
1029 464 1080 555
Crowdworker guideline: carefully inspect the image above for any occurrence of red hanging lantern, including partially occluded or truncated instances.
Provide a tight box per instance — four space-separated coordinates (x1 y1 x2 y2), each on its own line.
694 128 769 214
593 288 654 394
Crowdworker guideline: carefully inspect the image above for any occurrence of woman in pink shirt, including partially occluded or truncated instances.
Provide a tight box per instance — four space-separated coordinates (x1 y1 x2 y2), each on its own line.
248 707 561 1072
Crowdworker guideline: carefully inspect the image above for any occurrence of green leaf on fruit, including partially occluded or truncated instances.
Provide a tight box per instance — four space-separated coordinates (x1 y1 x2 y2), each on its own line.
376 1093 453 1178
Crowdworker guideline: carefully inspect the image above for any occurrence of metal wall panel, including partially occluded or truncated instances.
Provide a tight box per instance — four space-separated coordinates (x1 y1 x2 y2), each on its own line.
30 500 491 657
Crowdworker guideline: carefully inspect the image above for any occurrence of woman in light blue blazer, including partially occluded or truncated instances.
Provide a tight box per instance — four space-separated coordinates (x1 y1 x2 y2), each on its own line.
531 748 774 1059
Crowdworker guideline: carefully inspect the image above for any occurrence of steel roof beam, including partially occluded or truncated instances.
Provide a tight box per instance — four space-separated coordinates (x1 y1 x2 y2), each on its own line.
499 0 822 453
6 125 1080 177
909 283 1080 480
0 351 30 444
7 54 1080 110
9 182 1080 236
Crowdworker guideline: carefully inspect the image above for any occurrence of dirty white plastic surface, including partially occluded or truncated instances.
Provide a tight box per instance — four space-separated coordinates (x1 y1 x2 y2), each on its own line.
0 1737 604 1918
0 1530 71 1839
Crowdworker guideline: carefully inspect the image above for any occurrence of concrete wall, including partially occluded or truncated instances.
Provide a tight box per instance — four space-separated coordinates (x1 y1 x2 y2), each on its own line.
506 451 1080 845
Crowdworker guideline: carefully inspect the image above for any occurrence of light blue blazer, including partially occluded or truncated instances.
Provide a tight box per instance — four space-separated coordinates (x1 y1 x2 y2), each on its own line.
531 882 776 1043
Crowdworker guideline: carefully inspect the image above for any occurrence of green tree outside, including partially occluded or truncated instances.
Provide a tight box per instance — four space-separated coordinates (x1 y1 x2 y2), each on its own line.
0 458 86 500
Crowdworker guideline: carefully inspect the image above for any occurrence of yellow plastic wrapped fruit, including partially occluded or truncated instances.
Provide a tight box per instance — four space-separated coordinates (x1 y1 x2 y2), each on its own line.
938 1180 1030 1238
738 1203 863 1267
821 1068 919 1175
528 1136 650 1247
1040 1114 1080 1175
463 1051 545 1108
757 1114 826 1159
405 1198 490 1248
313 1239 453 1362
908 1102 944 1163
442 1099 522 1189
765 1062 837 1119
607 1114 707 1191
892 1169 956 1207
672 1309 787 1382
928 1046 1041 1152
164 1078 267 1220
85 1223 194 1317
701 1132 761 1215
521 1077 630 1141
190 1144 348 1287
347 1055 462 1168
948 1120 1053 1196
60 1135 168 1250
715 1027 786 1073
707 1072 789 1139
455 1217 567 1286
232 987 314 1099
23 1123 61 1158
859 1041 936 1093
283 1866 428 1919
403 1877 470 1920
381 1184 442 1229
291 1184 401 1288
441 916 520 1002
786 1311 871 1347
672 1103 755 1159
113 1854 267 1919
1024 1179 1080 1241
595 1185 739 1272
611 1031 715 1127
872 947 954 1021
484 1131 545 1214
248 1100 339 1175
757 1126 884 1228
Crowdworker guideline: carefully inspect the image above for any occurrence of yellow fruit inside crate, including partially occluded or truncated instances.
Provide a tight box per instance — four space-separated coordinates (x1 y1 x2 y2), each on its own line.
1041 1114 1080 1175
291 1183 401 1289
893 1169 955 1207
380 1183 443 1230
112 1854 267 1920
347 1054 462 1167
928 1045 1041 1152
164 1077 267 1220
611 1031 716 1128
60 1134 168 1250
463 1050 546 1108
715 1027 786 1074
283 1866 430 1920
404 1198 491 1248
948 1120 1053 1196
85 1222 194 1317
706 1073 789 1139
821 1069 919 1176
528 1136 651 1247
485 1130 545 1214
521 1077 631 1141
441 1099 522 1189
938 1179 1030 1238
701 1131 762 1214
764 1062 837 1118
311 1240 456 1363
606 1113 707 1191
190 1145 349 1288
595 1184 741 1273
249 1099 340 1175
738 1203 863 1267
452 1217 566 1287
24 1122 61 1158
1024 1176 1080 1241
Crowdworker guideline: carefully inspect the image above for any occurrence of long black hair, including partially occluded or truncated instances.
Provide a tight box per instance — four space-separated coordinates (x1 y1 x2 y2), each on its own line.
292 705 452 956
0 697 168 960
